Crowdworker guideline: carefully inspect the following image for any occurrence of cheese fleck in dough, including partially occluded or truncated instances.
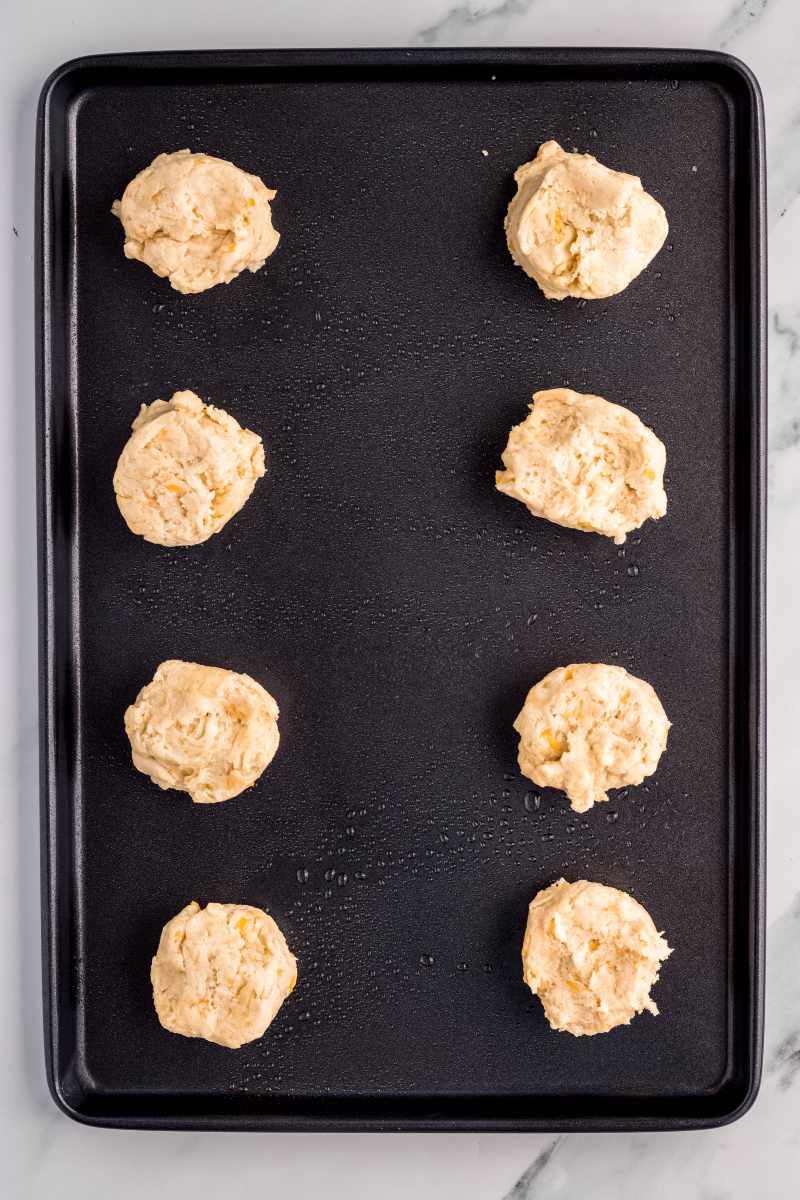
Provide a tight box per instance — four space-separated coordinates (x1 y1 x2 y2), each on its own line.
505 141 668 300
522 878 671 1036
514 663 670 813
125 660 280 804
112 149 280 294
151 901 297 1048
113 390 265 547
495 388 667 545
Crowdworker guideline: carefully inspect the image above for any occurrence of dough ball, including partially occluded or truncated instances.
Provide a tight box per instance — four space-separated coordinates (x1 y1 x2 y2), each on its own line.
514 663 669 813
151 901 297 1048
495 388 667 544
522 878 671 1036
112 149 280 294
125 660 280 804
505 140 668 300
113 389 265 547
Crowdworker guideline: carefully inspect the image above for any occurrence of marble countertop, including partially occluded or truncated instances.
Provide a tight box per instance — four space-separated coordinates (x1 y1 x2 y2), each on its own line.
2 0 797 1196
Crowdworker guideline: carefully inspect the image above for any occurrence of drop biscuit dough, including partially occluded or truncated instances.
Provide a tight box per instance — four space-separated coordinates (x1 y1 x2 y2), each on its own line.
113 390 265 547
514 663 670 813
151 901 297 1048
495 388 667 545
505 140 668 300
125 660 280 804
522 878 671 1036
112 149 280 294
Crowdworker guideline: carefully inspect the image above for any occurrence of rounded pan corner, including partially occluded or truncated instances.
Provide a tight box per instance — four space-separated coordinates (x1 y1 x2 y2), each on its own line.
695 48 766 117
709 1065 764 1130
38 55 96 118
37 52 127 131
44 1039 114 1129
45 1066 101 1129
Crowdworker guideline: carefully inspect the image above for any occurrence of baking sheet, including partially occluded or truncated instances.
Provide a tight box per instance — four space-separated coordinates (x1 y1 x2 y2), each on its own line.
36 48 765 1130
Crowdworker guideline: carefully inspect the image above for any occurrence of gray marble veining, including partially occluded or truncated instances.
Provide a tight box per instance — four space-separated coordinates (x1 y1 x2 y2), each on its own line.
417 0 538 45
716 0 770 48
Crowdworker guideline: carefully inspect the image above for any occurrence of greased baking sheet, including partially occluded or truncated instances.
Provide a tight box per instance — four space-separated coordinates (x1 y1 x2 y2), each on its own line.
37 49 765 1129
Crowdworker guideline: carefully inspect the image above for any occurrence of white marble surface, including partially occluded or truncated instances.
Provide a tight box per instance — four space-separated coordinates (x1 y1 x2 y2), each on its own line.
2 0 798 1196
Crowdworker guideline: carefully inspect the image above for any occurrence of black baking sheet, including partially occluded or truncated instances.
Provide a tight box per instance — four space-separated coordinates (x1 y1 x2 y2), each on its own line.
36 49 765 1131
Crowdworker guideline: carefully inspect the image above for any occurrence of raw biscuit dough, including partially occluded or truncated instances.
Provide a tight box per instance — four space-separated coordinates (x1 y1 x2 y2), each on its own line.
112 149 280 294
505 140 668 300
113 389 265 547
125 660 280 804
521 878 671 1036
495 387 667 545
151 901 297 1048
514 663 670 813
